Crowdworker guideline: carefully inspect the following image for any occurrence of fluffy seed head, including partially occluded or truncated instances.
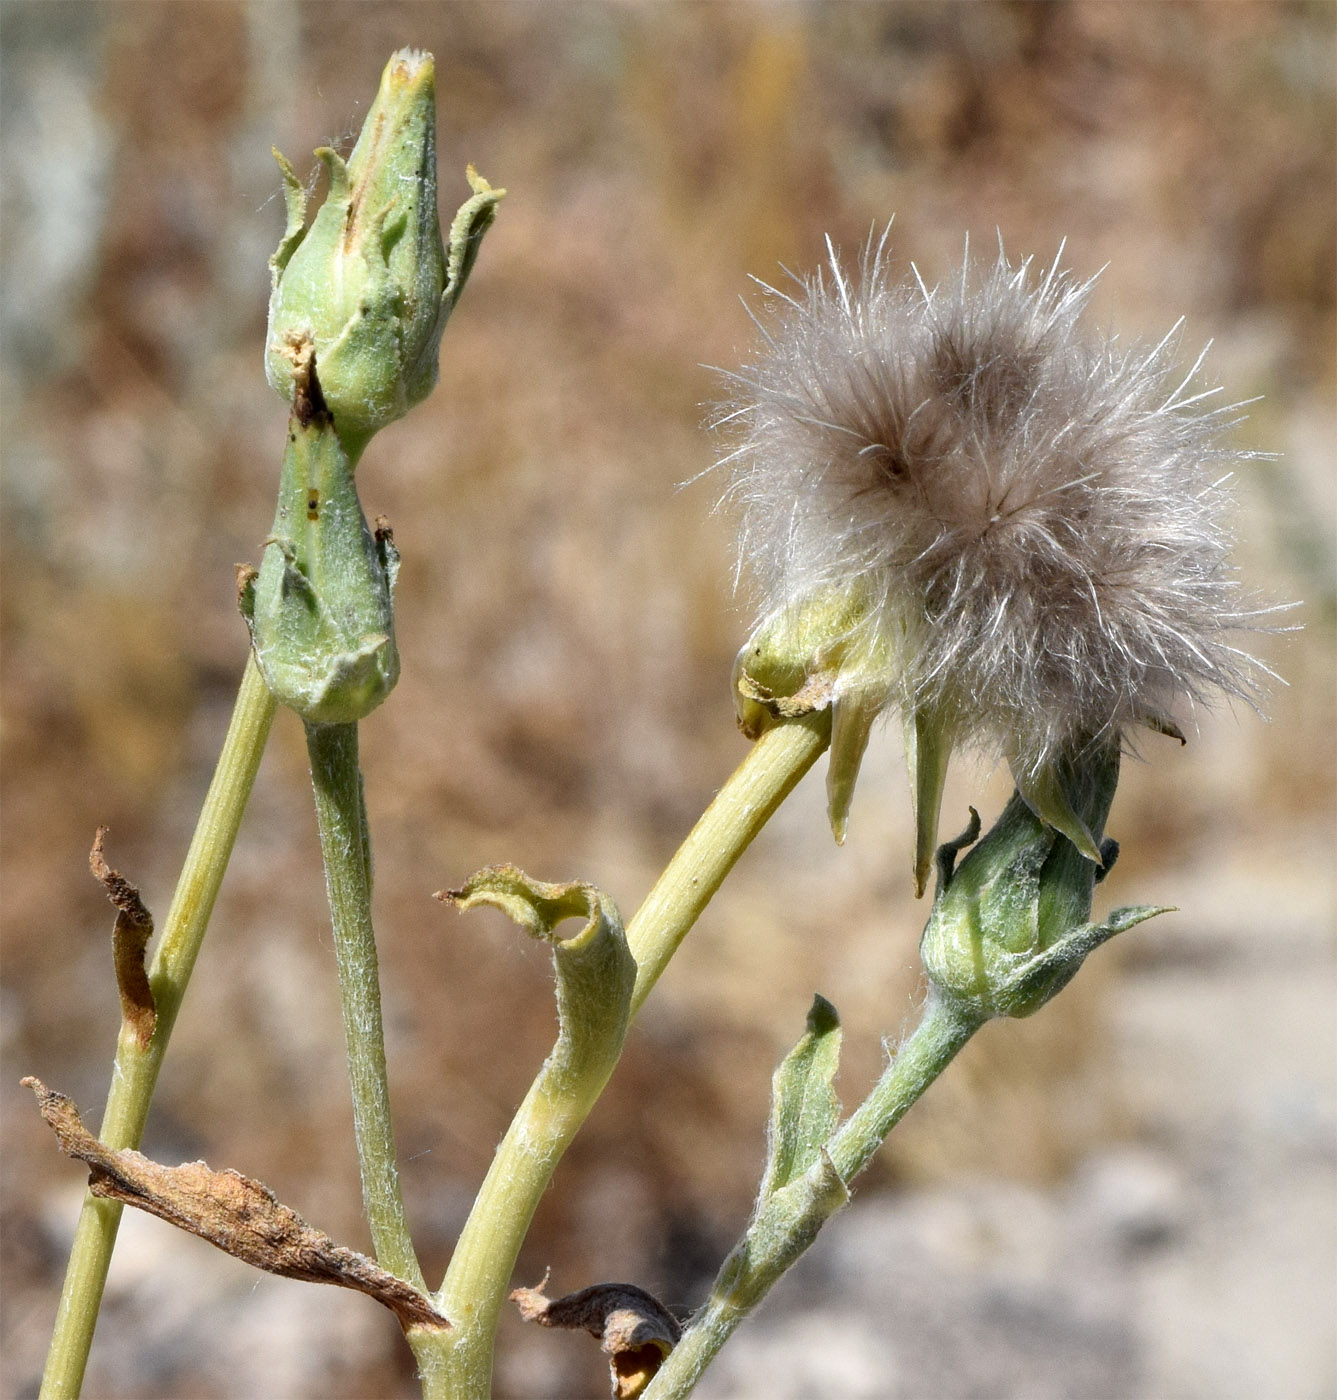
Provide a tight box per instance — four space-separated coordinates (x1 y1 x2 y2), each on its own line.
718 234 1266 786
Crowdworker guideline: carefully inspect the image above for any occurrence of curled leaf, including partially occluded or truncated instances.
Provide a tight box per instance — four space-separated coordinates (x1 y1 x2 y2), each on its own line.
23 1078 447 1333
268 147 308 282
934 806 982 893
89 827 156 1047
442 165 506 324
440 864 619 947
438 865 634 1088
511 1277 681 1399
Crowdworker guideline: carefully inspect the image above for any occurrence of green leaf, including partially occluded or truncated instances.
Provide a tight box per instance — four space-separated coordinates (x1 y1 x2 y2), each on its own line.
268 148 308 284
1003 903 1175 1018
441 166 506 321
716 1149 849 1315
442 865 634 1088
760 994 842 1197
1011 755 1103 864
826 684 878 846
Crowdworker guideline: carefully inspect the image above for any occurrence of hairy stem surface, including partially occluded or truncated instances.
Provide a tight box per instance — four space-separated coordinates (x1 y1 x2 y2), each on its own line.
40 654 277 1400
304 720 423 1292
645 992 983 1399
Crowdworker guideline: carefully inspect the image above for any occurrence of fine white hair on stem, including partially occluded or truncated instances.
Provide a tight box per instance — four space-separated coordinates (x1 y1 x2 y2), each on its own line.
714 232 1270 779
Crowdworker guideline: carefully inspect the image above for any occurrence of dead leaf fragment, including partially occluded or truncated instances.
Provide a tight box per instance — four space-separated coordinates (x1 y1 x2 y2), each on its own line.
89 827 156 1047
23 1078 447 1333
734 666 835 733
235 561 258 610
511 1276 681 1399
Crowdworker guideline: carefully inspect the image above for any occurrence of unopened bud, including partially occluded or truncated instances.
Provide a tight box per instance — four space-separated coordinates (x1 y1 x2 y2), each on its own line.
243 407 400 724
920 742 1168 1019
265 49 502 445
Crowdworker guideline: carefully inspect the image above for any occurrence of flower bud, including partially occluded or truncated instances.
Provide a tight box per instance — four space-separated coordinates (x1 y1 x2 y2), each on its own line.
265 49 502 445
243 402 400 725
919 742 1168 1019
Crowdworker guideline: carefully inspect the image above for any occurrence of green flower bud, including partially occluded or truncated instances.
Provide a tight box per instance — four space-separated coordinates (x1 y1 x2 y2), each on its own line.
920 742 1169 1019
265 49 503 446
242 400 400 725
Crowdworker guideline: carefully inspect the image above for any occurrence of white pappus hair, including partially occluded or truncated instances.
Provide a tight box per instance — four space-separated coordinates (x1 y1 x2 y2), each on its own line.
716 232 1270 781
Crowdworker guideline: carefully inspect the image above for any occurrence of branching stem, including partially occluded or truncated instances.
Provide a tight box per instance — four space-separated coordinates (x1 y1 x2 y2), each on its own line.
645 991 984 1399
421 712 832 1398
40 654 277 1400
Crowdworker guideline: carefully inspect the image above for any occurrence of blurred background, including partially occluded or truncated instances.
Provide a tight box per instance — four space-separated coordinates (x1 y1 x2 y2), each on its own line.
2 3 1333 1397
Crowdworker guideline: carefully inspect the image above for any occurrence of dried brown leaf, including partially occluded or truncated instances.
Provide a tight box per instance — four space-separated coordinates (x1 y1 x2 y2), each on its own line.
23 1078 448 1333
89 827 156 1047
235 560 259 606
511 1276 681 1399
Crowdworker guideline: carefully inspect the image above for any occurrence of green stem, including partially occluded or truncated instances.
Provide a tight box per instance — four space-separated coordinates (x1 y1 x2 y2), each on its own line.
645 991 984 1399
825 991 983 1181
421 1072 588 1399
627 711 831 1015
40 654 278 1400
416 713 831 1399
303 720 423 1292
422 889 632 1398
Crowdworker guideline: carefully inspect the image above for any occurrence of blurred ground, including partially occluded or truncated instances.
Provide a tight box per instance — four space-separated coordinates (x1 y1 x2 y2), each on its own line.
1 3 1333 1398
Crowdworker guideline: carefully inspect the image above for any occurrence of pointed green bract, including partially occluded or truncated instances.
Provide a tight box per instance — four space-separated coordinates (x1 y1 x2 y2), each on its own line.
269 149 308 276
919 740 1165 1018
442 166 505 328
761 994 842 1197
826 685 879 847
907 703 955 898
1011 753 1103 863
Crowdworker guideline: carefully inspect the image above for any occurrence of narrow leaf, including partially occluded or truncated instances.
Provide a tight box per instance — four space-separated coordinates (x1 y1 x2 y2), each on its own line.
1011 758 1103 864
826 686 878 846
761 994 842 1197
908 704 955 898
267 148 308 283
442 166 506 318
